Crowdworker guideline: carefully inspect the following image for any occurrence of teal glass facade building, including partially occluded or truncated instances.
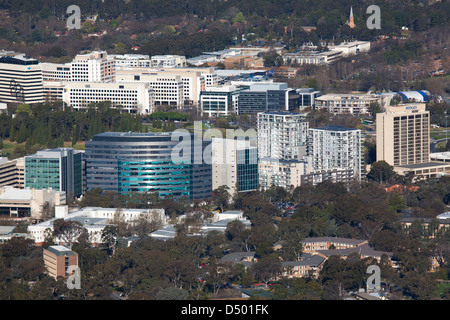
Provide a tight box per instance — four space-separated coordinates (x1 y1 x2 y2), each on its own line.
25 148 83 198
236 147 258 192
85 132 212 200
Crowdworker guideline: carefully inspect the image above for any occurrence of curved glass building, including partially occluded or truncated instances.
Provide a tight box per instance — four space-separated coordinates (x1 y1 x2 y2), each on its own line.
85 132 212 200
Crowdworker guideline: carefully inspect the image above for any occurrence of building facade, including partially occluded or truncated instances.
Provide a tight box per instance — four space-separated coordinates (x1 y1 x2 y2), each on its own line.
200 85 243 117
257 111 309 161
84 132 212 200
0 53 43 104
376 104 430 167
315 93 385 116
307 125 363 181
25 148 83 198
0 157 24 188
211 138 258 194
62 81 155 114
43 245 79 280
237 83 299 115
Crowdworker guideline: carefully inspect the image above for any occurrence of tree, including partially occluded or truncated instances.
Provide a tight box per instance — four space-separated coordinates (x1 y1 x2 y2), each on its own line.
251 254 282 285
52 219 86 249
211 185 231 213
155 287 189 300
367 161 396 183
101 225 118 255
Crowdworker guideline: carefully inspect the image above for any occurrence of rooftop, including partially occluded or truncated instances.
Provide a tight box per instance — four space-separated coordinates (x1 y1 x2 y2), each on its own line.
312 125 360 132
46 245 77 256
395 161 450 170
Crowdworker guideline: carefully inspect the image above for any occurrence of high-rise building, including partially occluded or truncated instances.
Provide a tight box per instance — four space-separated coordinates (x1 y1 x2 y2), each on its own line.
0 53 43 104
257 111 309 161
25 148 83 198
211 138 258 194
307 125 363 181
84 132 212 200
70 51 115 83
41 50 115 83
376 104 430 166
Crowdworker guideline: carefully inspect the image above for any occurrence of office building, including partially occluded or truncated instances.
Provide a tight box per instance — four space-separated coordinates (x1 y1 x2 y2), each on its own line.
29 205 166 245
0 53 43 104
84 132 212 200
116 72 184 107
0 186 65 219
315 93 386 116
282 50 343 66
41 51 115 83
0 157 24 188
70 51 115 83
40 62 72 81
116 67 217 106
211 138 258 194
376 104 430 166
151 55 186 68
307 125 363 181
236 83 300 115
296 88 322 109
62 81 155 114
257 111 309 161
25 148 83 198
110 54 152 68
200 85 244 117
43 245 78 279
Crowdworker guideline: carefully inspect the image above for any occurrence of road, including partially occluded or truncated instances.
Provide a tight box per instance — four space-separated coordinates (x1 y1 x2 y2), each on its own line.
430 137 450 153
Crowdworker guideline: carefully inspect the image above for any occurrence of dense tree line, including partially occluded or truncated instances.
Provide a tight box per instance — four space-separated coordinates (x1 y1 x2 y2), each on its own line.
0 101 144 158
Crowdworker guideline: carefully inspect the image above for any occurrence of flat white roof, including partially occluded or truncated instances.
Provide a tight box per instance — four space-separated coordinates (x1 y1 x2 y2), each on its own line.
0 187 32 201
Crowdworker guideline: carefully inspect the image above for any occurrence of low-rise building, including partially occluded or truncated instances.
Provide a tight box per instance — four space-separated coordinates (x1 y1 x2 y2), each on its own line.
315 93 386 116
28 206 166 245
43 245 78 279
301 237 368 253
0 186 65 219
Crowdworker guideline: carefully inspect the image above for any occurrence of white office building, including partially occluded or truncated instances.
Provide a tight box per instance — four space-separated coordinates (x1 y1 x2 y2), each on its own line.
27 205 166 245
110 54 152 68
315 93 386 116
41 51 116 83
70 51 115 83
151 55 186 68
200 85 244 117
62 82 155 114
0 53 43 104
116 72 183 107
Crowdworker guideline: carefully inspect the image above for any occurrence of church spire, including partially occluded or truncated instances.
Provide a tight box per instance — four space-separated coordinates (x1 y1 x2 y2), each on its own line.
347 6 355 28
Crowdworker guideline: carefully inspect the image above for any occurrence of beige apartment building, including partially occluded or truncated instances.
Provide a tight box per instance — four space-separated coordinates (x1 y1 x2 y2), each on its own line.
376 104 430 166
0 157 24 188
